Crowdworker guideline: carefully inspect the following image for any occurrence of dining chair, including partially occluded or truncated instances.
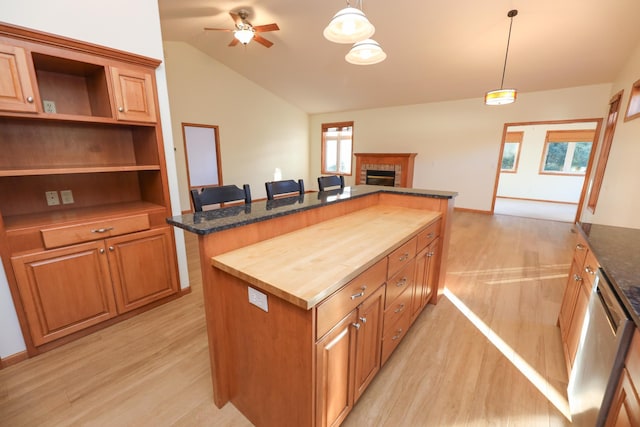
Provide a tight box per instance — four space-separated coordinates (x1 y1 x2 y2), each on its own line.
317 175 345 191
265 179 304 200
190 184 251 212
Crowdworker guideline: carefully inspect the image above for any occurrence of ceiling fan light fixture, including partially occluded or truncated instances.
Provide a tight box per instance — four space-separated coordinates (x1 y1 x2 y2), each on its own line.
323 6 375 44
345 39 386 65
234 27 255 45
485 9 518 106
484 88 517 105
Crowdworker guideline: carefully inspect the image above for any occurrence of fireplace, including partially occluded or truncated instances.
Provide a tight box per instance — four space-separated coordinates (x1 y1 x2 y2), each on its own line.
366 169 395 186
354 153 417 188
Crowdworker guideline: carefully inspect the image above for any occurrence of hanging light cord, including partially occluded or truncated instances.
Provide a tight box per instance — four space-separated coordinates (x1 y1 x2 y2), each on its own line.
499 10 518 90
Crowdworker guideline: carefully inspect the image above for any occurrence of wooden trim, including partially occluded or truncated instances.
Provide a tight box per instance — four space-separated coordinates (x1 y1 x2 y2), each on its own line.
0 351 28 369
0 22 161 68
496 196 578 205
624 79 640 122
454 207 492 215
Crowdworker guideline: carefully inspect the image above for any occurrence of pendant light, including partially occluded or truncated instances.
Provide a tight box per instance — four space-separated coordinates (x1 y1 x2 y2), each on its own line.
485 9 518 106
345 39 386 65
323 1 375 44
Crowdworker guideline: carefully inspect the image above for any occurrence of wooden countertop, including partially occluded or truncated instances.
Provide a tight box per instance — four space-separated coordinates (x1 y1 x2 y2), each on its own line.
211 205 441 310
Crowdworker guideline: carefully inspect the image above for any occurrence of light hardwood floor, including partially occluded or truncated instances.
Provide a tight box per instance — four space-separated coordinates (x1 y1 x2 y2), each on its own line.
0 211 575 426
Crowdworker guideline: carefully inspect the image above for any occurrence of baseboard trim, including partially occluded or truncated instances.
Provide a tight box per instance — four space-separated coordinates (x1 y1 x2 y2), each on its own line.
496 196 578 206
454 207 492 215
1 351 28 369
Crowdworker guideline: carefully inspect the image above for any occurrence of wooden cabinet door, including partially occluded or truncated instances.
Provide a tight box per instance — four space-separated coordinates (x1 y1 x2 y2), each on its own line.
422 237 439 306
559 260 582 340
107 227 178 313
11 241 117 345
605 367 640 427
316 311 358 427
353 285 384 402
110 66 156 122
410 237 439 324
566 280 590 368
0 43 38 113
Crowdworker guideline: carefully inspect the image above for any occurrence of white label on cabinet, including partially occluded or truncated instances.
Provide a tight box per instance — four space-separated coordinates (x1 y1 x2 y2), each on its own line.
248 287 269 312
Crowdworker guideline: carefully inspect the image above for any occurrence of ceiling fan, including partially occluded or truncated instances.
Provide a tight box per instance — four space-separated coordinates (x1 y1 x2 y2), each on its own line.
204 10 279 48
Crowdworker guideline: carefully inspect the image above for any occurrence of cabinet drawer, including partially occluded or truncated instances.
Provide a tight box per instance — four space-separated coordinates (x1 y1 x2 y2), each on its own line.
417 219 441 251
383 285 412 336
385 258 415 309
41 214 150 248
316 258 387 340
381 302 411 365
388 237 417 279
573 233 589 267
582 250 599 289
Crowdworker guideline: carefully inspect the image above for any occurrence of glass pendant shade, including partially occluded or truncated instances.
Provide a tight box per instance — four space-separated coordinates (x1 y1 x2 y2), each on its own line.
484 88 517 105
234 28 255 45
345 39 386 65
323 6 375 44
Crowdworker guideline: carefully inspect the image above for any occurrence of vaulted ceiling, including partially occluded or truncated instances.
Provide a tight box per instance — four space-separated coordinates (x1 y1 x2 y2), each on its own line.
158 0 640 114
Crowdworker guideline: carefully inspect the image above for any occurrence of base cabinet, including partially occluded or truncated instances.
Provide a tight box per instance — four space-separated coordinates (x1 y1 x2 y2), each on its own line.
11 227 178 346
606 329 640 426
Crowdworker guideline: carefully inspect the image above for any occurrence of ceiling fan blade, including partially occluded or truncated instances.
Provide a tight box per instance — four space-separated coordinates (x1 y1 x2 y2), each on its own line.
204 27 233 32
253 34 274 48
253 23 279 33
228 37 240 47
229 11 243 26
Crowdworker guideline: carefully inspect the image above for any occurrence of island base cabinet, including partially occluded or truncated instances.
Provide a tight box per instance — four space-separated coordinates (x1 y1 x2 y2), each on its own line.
605 329 640 426
11 227 178 346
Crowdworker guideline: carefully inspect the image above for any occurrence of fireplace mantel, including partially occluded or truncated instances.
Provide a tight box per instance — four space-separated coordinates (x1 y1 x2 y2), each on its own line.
354 153 417 188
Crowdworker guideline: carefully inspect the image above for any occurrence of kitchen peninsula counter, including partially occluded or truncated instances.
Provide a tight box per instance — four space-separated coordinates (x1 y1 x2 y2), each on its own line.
167 185 456 426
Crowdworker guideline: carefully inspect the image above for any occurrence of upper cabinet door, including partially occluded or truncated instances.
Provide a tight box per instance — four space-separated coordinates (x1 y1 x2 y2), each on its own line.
0 43 39 113
110 66 156 122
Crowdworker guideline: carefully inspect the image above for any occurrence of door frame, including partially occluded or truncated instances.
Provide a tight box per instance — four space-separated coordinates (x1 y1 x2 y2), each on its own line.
490 118 603 223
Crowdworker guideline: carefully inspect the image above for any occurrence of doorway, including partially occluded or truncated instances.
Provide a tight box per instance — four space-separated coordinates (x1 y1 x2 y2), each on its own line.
492 119 602 223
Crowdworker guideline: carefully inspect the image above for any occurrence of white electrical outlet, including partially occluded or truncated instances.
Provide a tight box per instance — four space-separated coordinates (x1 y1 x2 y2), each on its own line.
60 189 74 204
42 100 56 114
248 287 269 312
45 191 60 206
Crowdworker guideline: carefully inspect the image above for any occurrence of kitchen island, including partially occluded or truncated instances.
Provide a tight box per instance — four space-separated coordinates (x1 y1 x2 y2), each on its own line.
168 185 456 426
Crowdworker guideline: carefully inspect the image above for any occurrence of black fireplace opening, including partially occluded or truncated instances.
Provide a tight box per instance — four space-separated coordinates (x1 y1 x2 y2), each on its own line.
366 169 395 187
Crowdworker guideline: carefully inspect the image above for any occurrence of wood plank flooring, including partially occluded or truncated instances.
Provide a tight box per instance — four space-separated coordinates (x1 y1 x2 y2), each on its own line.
0 211 575 426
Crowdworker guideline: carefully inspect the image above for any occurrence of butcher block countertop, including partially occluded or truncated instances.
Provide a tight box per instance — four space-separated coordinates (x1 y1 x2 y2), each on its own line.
211 205 441 310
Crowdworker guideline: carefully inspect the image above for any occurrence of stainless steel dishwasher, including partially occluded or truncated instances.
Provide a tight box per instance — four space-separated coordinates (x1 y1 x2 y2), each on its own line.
568 268 634 426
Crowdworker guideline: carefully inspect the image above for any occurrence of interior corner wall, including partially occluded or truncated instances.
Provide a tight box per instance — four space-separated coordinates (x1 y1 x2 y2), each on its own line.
0 0 188 357
580 40 640 229
163 41 309 207
309 84 611 211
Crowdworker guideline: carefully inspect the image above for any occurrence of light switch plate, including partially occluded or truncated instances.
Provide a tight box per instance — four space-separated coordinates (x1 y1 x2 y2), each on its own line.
248 287 268 312
60 189 74 204
45 191 59 206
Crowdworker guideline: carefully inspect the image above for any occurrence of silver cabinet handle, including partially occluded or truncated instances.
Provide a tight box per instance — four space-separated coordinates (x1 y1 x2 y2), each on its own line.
118 106 124 112
27 96 34 103
399 253 409 261
427 251 435 257
573 274 583 282
99 248 105 254
350 286 366 300
392 329 403 340
109 246 115 251
585 265 595 275
396 277 407 287
352 322 361 330
576 243 585 251
359 316 367 324
394 303 405 313
427 232 434 238
91 227 114 233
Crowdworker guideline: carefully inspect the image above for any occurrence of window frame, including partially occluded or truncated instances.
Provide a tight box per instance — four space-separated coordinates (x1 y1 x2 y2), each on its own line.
538 130 595 176
500 131 523 173
321 121 354 176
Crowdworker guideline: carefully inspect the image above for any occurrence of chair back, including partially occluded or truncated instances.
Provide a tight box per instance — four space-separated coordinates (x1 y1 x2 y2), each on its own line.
317 175 345 191
265 179 305 200
191 184 251 212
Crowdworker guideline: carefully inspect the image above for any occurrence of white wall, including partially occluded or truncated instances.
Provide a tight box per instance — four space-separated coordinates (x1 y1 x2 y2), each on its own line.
581 40 640 228
163 42 309 207
0 0 188 357
310 84 611 211
498 122 598 203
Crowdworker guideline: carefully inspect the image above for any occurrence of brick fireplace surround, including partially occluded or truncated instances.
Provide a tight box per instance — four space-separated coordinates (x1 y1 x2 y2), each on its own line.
354 153 417 188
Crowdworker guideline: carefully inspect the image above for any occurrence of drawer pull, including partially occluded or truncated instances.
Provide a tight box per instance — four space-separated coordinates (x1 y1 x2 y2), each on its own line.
396 277 407 287
109 246 115 252
573 274 583 282
427 251 435 257
394 303 405 313
585 265 595 275
427 232 434 238
350 286 367 300
392 329 403 340
359 316 367 324
352 322 361 330
398 253 409 262
99 248 105 254
91 227 114 234
576 243 585 251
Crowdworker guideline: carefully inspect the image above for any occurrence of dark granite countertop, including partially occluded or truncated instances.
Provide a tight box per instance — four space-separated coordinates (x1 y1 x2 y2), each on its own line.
578 222 640 327
167 185 457 236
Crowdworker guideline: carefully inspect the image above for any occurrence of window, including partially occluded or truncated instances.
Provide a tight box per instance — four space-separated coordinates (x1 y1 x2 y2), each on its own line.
539 130 595 175
501 131 523 173
321 121 353 175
